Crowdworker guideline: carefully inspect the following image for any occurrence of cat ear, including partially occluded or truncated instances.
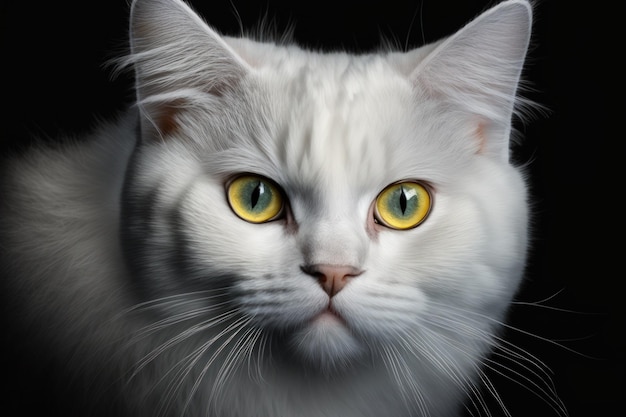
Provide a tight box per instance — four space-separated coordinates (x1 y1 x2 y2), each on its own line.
128 0 250 139
409 0 532 161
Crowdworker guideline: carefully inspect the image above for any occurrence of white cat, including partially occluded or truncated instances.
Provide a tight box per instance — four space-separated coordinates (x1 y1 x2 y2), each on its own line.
0 0 553 416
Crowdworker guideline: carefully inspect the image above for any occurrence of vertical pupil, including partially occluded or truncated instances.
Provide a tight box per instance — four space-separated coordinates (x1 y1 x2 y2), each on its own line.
399 186 407 215
250 181 263 209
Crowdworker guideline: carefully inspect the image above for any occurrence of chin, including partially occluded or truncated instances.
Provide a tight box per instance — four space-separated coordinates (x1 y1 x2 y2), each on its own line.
289 311 366 375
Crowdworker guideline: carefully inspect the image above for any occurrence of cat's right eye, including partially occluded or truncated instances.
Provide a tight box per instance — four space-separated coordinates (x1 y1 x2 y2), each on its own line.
226 175 284 223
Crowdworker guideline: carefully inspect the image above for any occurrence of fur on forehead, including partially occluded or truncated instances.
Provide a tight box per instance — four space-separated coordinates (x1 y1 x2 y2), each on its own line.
256 54 442 188
198 51 470 198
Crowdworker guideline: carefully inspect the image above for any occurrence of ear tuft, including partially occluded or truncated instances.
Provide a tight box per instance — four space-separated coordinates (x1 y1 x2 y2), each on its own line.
410 0 533 161
128 0 250 140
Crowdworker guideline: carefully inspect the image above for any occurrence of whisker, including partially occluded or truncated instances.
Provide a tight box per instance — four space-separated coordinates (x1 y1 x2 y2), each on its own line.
156 331 227 416
128 300 232 342
241 326 265 382
428 300 598 360
252 330 270 384
516 288 565 305
476 368 510 417
379 342 430 417
183 316 253 414
412 325 494 417
419 301 570 417
213 325 261 395
511 301 602 315
119 288 232 316
486 351 564 410
154 313 249 417
128 309 240 381
480 357 569 417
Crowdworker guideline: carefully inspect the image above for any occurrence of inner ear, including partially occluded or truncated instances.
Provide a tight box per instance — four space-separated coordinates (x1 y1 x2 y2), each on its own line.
150 99 188 138
474 119 488 155
142 80 238 139
129 0 251 142
402 0 532 162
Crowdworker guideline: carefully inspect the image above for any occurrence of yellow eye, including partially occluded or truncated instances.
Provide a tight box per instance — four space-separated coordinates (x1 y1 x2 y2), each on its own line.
374 181 432 230
227 175 284 223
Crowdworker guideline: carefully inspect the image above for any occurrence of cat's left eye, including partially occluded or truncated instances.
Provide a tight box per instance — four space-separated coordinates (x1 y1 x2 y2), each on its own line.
227 175 284 223
374 181 432 230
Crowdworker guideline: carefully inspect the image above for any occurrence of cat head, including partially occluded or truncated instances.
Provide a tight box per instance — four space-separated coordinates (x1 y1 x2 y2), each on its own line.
121 0 532 374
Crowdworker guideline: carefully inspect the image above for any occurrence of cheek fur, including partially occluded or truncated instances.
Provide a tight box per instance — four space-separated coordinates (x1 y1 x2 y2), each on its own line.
180 180 329 325
180 181 288 274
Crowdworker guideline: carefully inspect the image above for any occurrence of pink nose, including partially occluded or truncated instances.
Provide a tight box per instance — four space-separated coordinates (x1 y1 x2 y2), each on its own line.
302 264 363 297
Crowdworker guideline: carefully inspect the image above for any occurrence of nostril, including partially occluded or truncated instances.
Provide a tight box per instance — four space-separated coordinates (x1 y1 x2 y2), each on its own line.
301 264 363 297
301 265 320 278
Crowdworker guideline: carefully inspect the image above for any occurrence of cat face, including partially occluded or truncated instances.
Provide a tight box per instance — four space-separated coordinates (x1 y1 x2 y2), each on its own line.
122 0 531 376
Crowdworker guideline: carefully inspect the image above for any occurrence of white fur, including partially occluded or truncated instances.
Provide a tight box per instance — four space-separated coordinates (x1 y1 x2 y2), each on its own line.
0 1 544 416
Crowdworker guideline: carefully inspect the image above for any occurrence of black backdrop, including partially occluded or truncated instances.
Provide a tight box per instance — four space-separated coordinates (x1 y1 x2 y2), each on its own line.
1 1 623 416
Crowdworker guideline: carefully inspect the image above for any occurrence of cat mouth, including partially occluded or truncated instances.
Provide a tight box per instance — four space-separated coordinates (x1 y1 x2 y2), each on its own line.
312 304 347 326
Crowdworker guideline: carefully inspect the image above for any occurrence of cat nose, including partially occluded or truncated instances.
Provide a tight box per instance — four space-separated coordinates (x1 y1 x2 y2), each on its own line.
301 264 363 297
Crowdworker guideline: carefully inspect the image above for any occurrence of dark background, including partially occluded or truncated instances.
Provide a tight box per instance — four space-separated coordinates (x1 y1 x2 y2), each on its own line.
1 0 623 416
